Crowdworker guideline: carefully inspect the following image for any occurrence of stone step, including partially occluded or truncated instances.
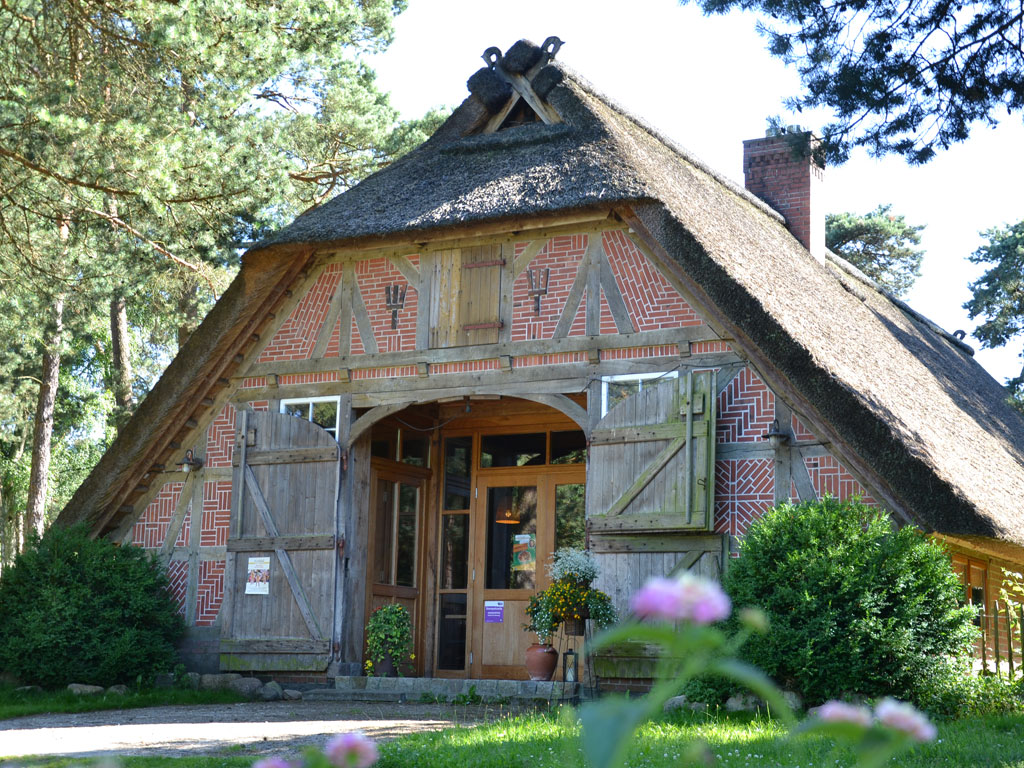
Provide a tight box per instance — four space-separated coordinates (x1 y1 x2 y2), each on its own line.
329 676 579 703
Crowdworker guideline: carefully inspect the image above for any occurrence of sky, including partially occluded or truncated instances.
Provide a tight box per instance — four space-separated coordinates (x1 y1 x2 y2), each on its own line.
367 0 1024 385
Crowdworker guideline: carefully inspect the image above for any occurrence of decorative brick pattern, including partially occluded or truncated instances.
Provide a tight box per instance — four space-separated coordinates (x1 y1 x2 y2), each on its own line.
175 506 190 547
350 365 418 380
200 481 231 547
167 560 189 615
432 359 502 375
569 289 587 336
792 414 817 441
355 256 418 353
131 483 183 549
349 315 365 355
240 376 267 389
279 371 339 386
249 401 270 412
206 404 236 469
514 351 588 368
195 559 225 626
511 235 587 342
324 317 343 357
714 458 774 535
690 341 732 355
601 345 679 361
258 265 343 362
599 289 617 335
603 230 703 330
717 367 775 443
804 455 876 504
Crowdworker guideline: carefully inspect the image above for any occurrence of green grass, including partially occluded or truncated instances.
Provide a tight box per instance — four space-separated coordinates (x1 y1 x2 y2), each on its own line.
8 709 1024 767
0 684 247 721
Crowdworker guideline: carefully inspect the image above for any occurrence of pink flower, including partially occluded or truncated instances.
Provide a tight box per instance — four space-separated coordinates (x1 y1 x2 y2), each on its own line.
817 700 873 727
253 760 291 768
874 698 937 742
630 574 731 624
324 732 380 768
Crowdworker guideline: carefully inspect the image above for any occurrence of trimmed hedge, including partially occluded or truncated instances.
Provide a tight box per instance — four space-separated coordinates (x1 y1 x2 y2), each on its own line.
0 525 185 687
723 497 976 707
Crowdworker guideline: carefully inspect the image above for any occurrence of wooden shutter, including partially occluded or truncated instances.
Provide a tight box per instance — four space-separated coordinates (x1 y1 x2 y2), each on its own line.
588 370 717 534
429 244 504 347
220 410 340 672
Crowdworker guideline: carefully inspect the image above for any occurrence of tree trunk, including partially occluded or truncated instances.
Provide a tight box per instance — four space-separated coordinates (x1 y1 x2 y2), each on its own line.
110 293 133 410
25 293 64 539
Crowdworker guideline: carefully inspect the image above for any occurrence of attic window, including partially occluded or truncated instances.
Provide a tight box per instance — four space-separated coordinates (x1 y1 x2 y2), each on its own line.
497 99 541 131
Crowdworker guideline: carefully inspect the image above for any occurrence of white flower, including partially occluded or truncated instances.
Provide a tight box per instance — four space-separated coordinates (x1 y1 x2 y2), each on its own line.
874 698 937 742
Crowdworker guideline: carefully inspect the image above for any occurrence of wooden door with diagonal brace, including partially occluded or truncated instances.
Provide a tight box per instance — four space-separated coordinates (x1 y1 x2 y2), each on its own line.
220 410 340 672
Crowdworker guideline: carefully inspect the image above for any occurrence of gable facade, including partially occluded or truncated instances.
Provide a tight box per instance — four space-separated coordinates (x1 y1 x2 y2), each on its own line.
122 215 880 678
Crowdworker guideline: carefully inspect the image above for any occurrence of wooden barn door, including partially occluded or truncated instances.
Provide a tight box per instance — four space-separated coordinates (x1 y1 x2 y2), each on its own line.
220 410 340 672
587 371 725 614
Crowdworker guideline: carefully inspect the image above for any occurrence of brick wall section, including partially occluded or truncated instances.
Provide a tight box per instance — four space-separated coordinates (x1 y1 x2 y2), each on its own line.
355 256 418 353
714 458 774 536
743 133 825 259
206 404 236 468
717 367 775 443
200 481 231 547
792 413 817 441
175 507 190 547
690 341 732 355
433 359 502 375
569 290 587 336
351 365 418 380
511 235 587 341
280 372 339 386
167 560 189 615
131 482 183 548
195 559 225 626
258 264 343 362
603 230 703 330
804 455 877 503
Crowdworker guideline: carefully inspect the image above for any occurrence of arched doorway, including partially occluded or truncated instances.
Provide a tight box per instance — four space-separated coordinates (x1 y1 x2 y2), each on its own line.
363 396 586 678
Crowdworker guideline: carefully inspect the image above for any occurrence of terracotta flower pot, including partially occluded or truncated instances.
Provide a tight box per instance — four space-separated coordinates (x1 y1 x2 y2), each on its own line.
525 642 559 681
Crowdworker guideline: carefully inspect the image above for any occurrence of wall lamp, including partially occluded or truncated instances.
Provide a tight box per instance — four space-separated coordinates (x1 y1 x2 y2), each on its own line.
176 449 204 473
761 418 790 450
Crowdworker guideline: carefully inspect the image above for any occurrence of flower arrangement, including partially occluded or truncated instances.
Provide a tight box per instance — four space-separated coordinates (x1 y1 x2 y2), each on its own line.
363 604 413 677
546 547 599 585
524 548 616 642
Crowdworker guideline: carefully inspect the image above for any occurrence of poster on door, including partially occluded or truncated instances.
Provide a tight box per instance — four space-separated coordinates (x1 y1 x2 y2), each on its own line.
245 556 270 595
511 533 536 572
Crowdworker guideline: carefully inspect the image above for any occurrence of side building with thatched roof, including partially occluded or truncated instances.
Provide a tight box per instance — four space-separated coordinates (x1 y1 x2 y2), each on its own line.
59 38 1024 682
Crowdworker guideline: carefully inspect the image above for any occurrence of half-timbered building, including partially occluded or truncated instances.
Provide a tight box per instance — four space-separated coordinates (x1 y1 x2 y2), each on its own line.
59 38 1024 680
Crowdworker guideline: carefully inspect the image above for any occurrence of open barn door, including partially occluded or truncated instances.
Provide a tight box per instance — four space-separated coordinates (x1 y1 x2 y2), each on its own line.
587 371 724 614
220 410 340 672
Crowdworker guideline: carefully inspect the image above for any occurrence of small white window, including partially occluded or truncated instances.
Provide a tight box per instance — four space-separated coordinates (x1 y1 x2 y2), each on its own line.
280 396 340 439
601 371 679 417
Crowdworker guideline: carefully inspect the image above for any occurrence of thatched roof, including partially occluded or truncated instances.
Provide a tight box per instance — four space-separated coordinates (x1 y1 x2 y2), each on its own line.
60 42 1024 553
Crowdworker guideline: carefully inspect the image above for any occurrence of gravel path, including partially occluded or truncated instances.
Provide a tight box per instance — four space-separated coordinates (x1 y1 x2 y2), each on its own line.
0 700 506 760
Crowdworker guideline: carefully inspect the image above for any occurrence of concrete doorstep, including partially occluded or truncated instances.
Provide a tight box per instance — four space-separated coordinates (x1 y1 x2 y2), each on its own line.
303 676 580 704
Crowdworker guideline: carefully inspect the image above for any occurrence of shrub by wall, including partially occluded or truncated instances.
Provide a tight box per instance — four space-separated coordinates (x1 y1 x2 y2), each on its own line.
0 524 185 687
723 497 976 707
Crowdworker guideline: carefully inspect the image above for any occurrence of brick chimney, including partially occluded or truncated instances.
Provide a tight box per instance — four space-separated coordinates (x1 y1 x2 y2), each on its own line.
743 128 825 262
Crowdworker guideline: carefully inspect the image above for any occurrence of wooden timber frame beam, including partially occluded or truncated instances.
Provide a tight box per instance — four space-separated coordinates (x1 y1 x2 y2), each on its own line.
618 205 910 526
93 248 318 538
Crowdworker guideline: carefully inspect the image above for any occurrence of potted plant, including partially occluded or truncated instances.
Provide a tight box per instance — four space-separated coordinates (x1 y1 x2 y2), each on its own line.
523 548 618 678
364 603 414 677
524 593 560 681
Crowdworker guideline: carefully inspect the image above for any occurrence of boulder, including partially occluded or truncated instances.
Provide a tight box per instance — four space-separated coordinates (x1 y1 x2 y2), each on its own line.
68 683 105 695
183 672 201 690
14 685 42 694
782 690 803 711
106 684 130 695
283 689 303 701
663 695 690 712
200 672 242 691
260 681 284 701
725 694 763 712
153 673 175 688
228 677 264 698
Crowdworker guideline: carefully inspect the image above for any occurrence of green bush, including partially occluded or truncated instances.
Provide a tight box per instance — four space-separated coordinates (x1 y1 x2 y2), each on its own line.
723 497 976 708
0 524 185 687
917 669 1024 718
